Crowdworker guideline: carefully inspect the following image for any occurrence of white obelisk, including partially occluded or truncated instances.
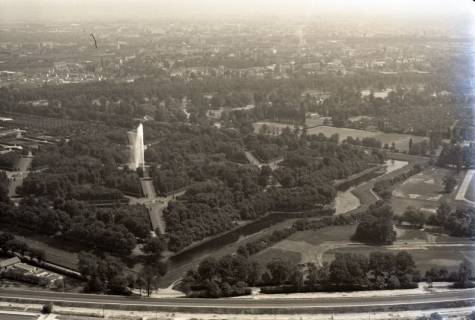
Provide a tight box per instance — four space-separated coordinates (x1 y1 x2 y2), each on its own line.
128 123 145 170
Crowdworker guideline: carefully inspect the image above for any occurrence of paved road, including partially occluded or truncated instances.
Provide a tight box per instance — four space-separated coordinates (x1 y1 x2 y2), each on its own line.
140 179 156 199
0 314 37 320
148 190 186 234
0 288 474 311
147 200 167 234
7 156 33 197
244 151 283 171
129 185 186 234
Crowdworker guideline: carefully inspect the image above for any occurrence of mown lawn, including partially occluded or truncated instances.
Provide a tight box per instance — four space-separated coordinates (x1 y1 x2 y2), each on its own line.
391 167 462 215
250 223 474 274
288 225 356 246
251 248 302 266
13 234 79 270
322 244 475 273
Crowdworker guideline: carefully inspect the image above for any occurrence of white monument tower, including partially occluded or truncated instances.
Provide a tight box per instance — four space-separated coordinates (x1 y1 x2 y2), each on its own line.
127 123 145 170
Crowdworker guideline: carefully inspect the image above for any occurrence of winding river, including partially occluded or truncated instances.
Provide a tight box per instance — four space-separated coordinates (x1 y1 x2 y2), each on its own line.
335 160 408 214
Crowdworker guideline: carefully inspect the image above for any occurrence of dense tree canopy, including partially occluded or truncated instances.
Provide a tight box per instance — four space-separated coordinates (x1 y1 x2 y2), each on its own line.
352 201 396 245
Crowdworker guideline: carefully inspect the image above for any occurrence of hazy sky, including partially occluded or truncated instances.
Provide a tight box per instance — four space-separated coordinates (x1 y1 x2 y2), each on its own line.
0 0 474 22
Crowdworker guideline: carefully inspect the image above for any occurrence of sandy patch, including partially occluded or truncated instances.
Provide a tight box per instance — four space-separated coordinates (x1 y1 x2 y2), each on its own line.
334 189 360 215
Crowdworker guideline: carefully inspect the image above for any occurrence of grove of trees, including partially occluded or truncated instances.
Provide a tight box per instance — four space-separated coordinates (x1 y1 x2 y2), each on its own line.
184 249 468 297
352 201 396 245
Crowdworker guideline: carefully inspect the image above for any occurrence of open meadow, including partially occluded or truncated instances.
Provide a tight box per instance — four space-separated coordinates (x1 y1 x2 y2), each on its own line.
306 126 428 152
391 167 462 215
251 225 356 266
13 234 79 271
252 121 302 135
251 224 474 273
252 122 428 153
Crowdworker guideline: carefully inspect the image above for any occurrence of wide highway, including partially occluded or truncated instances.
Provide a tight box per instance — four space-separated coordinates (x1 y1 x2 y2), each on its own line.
0 288 474 312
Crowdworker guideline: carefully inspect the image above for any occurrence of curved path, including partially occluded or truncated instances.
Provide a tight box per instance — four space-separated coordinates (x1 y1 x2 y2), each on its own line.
455 169 475 205
0 288 474 314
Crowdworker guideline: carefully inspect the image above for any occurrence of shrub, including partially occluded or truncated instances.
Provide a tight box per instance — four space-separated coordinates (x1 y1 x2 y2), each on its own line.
41 302 53 314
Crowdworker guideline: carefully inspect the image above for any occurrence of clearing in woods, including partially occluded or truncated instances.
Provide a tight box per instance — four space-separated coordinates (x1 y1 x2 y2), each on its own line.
252 122 428 153
391 167 461 215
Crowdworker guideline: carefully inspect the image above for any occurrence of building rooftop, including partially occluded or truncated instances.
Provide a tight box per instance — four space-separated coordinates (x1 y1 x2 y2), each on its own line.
0 257 21 268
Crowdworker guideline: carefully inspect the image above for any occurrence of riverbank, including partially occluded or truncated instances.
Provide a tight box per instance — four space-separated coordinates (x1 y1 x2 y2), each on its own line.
159 208 333 287
348 157 428 215
159 157 422 287
334 159 409 215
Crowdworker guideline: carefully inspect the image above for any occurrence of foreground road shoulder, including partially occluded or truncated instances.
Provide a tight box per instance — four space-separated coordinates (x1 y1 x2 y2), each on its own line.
0 288 474 314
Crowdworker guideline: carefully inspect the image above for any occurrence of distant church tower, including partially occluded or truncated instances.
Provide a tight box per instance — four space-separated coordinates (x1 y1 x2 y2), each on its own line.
127 123 145 170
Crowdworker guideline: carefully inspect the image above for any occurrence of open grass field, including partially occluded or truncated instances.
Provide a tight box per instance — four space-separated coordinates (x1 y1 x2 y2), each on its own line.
251 224 474 273
391 167 461 215
407 246 475 272
252 122 429 153
252 121 301 135
396 228 429 241
307 126 378 140
250 248 302 266
1 224 80 271
334 190 360 215
391 198 440 216
306 126 428 152
251 225 356 267
288 225 356 245
3 112 82 130
393 167 448 200
13 234 79 271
